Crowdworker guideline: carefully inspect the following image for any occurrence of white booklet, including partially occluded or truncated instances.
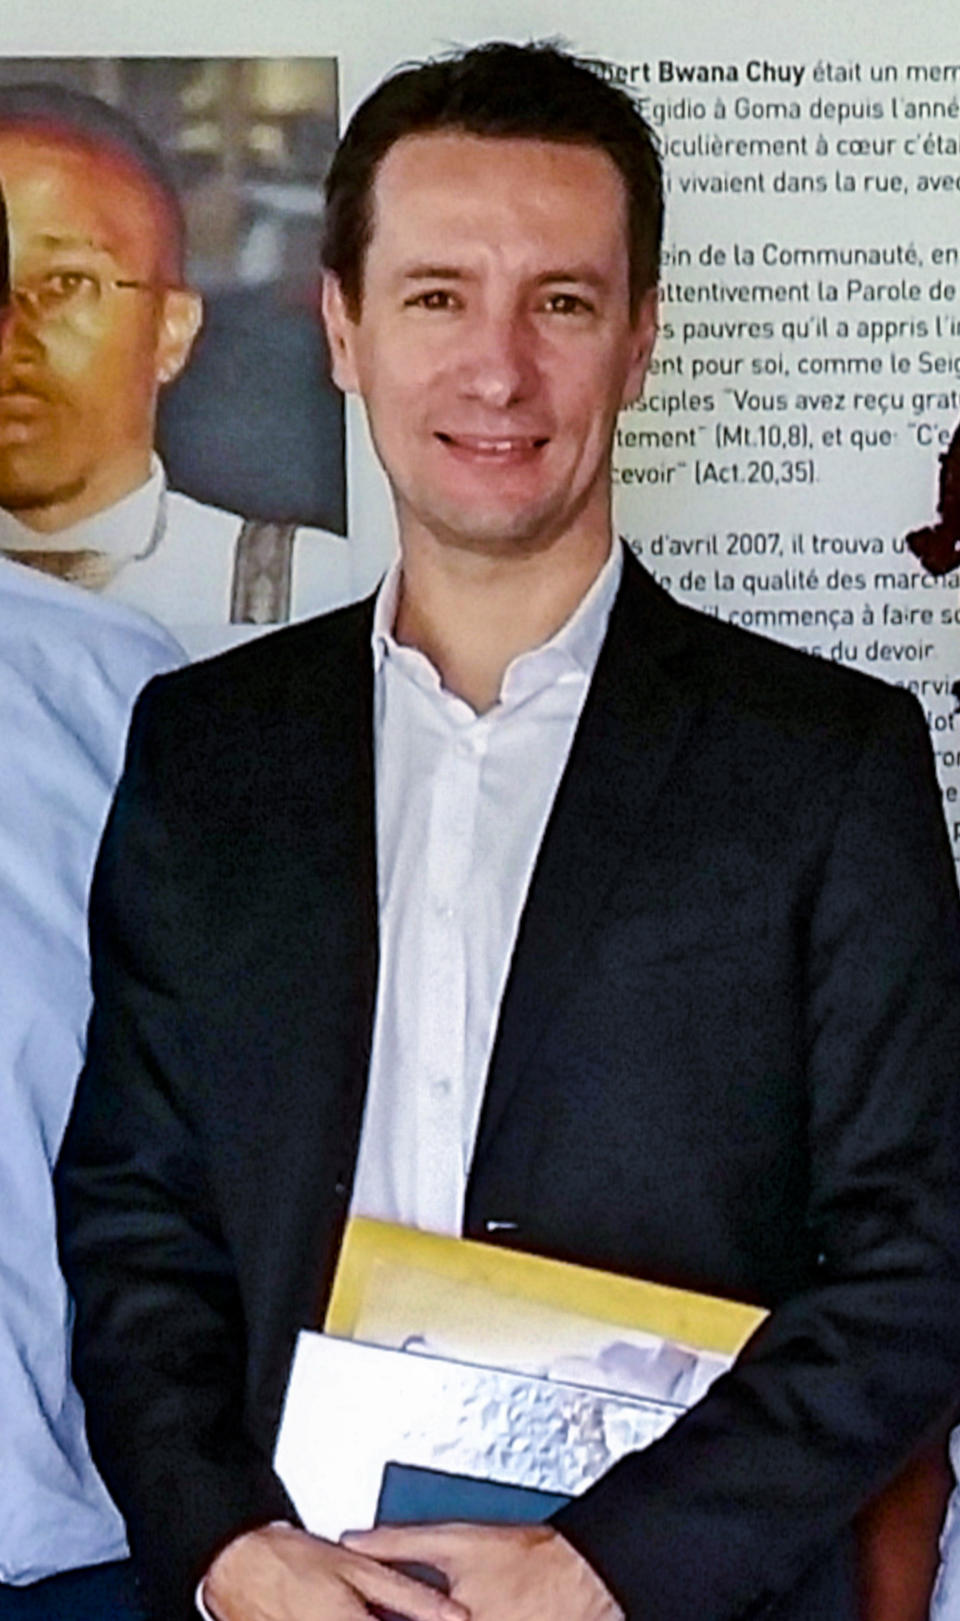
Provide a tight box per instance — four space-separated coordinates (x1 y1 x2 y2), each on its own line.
274 1331 686 1538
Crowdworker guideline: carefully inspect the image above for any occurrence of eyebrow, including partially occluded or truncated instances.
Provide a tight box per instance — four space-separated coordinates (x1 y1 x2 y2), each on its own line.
27 231 118 257
397 264 611 288
536 269 611 291
399 265 469 282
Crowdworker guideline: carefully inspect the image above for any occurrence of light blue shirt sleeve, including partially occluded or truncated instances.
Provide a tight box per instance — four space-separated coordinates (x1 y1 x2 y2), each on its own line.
931 1432 960 1619
0 560 183 1586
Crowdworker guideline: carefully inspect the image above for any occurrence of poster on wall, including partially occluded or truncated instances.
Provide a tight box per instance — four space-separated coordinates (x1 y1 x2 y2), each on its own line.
600 44 960 858
0 56 350 654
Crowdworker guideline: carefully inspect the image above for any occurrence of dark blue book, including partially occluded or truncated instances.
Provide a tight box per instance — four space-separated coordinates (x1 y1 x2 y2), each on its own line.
377 1459 570 1525
368 1462 571 1619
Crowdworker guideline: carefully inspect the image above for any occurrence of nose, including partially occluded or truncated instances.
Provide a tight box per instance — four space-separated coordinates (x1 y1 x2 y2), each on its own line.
0 297 18 348
458 306 537 409
0 295 41 355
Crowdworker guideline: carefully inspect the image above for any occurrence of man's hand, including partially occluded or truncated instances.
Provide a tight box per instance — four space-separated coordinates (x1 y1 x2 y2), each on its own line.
342 1523 625 1621
203 1522 470 1621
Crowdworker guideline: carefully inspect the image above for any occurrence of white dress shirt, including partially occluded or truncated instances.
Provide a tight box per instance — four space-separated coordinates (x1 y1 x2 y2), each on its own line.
351 541 622 1236
0 558 182 1585
0 457 352 658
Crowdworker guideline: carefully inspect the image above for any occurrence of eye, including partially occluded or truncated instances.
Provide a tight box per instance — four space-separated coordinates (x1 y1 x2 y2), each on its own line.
37 270 99 309
404 287 460 311
541 291 595 316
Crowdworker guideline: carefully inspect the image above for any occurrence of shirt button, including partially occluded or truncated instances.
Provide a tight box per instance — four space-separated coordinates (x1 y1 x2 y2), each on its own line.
431 1078 452 1098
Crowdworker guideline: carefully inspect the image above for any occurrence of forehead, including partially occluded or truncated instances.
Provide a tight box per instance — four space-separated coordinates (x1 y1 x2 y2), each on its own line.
367 132 630 275
0 127 166 266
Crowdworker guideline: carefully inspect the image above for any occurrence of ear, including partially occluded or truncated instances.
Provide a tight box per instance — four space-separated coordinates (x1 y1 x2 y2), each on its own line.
620 285 659 409
154 289 203 386
321 271 361 395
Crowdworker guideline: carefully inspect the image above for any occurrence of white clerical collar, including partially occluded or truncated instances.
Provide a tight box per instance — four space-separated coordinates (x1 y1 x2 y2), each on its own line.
371 539 623 692
0 455 166 562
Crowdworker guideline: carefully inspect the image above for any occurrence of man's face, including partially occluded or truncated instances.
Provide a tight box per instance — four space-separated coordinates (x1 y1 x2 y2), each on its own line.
324 132 657 561
0 128 200 531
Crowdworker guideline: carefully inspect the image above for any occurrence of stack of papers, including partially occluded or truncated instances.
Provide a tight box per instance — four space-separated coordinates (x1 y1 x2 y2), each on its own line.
274 1220 766 1537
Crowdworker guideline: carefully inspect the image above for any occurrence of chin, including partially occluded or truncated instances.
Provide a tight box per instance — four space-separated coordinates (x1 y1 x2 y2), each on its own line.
0 480 48 513
427 498 574 557
0 465 85 520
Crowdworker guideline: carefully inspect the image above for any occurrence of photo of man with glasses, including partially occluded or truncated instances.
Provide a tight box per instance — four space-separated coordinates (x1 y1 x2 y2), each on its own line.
0 83 350 650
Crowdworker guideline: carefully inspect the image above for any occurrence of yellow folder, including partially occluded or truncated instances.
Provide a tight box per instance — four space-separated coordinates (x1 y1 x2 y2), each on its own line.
327 1217 765 1360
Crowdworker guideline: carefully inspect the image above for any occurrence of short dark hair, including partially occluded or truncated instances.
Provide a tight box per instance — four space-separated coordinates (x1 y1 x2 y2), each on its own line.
0 82 186 278
322 41 662 318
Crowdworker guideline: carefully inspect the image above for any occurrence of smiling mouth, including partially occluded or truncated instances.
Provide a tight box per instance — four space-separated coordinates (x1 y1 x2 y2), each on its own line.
436 432 549 462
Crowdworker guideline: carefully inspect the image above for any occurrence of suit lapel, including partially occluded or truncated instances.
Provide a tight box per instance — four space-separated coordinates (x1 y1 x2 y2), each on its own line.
256 597 380 1318
469 555 699 1180
297 599 379 1159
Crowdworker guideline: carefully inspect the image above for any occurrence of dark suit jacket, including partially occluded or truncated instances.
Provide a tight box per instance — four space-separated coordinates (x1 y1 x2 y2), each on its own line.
56 553 960 1621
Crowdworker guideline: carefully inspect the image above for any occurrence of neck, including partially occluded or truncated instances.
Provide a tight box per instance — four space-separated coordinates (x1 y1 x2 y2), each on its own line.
393 531 612 713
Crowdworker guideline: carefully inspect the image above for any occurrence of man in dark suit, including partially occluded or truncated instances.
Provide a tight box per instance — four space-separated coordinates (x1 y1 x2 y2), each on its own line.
56 41 960 1621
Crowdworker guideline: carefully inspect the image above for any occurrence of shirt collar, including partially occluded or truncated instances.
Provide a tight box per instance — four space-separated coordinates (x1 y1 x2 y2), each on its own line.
371 539 623 699
0 455 166 561
371 560 402 675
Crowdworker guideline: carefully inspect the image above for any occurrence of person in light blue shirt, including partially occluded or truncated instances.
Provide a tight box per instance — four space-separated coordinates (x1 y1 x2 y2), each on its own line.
0 556 181 1618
